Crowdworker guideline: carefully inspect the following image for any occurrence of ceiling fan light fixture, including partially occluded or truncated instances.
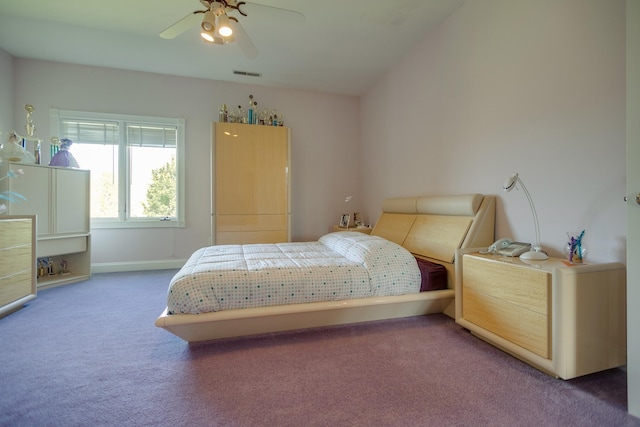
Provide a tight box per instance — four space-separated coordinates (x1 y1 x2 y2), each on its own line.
201 28 216 42
201 10 216 32
218 13 233 37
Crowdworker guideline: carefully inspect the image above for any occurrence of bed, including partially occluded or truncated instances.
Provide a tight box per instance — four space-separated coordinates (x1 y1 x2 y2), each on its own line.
156 193 495 342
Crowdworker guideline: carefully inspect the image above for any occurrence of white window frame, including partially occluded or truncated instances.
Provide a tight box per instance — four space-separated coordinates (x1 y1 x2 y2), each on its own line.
50 109 186 229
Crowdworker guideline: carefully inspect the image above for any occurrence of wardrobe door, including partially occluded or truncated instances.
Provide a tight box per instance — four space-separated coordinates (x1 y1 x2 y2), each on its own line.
214 123 290 244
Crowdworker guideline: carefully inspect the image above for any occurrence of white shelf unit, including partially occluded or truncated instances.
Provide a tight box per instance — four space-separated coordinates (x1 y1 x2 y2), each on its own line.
1 163 91 288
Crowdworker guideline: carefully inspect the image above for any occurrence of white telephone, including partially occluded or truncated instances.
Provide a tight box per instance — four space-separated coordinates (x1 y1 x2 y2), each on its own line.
484 238 531 257
488 238 513 252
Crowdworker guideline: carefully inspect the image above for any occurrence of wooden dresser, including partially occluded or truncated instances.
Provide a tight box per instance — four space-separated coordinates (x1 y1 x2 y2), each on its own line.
0 215 36 318
213 122 291 244
455 249 626 379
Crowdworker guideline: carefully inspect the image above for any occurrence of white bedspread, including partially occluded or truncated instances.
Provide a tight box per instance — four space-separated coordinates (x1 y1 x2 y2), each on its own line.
167 232 421 314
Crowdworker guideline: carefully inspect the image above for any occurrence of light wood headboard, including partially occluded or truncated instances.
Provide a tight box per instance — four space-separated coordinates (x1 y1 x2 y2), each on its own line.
371 194 495 288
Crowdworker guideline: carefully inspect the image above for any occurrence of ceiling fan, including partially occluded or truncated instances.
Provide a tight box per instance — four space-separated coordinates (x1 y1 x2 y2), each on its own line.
160 0 304 59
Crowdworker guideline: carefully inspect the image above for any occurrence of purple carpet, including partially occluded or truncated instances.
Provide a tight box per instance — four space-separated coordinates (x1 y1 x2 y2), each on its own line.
0 269 638 426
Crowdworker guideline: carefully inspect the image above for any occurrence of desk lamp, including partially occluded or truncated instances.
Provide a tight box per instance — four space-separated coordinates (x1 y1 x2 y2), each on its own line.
503 173 548 260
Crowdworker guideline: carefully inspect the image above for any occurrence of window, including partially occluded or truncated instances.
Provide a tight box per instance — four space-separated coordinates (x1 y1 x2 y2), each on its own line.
50 109 185 228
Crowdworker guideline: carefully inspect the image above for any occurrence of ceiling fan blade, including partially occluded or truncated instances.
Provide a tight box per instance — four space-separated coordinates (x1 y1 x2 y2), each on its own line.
160 11 203 39
230 21 258 59
240 2 305 23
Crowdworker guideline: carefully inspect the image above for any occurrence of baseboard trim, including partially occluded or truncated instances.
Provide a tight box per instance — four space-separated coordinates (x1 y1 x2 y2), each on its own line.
92 260 186 274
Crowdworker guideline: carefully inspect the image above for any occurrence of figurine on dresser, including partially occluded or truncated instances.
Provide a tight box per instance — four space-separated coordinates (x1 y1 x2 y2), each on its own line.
49 138 79 168
0 131 36 164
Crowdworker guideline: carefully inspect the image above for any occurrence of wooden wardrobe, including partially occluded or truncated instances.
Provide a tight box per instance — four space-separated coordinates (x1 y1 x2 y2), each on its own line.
213 122 291 244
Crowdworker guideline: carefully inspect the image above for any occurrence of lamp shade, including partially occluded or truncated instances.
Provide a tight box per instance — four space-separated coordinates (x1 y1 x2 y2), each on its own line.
502 174 518 192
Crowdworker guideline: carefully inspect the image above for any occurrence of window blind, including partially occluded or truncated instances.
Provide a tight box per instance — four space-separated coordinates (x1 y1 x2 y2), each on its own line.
60 120 119 145
127 125 177 148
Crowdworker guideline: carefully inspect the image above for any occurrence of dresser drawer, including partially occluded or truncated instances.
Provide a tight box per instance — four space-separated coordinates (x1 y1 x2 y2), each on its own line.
0 270 33 306
0 246 32 276
0 218 31 247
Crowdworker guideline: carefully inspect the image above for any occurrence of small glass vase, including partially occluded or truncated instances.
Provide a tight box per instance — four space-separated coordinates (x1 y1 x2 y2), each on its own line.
564 230 587 263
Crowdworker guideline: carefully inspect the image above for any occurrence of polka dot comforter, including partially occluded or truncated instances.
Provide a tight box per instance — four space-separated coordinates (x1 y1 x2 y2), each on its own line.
167 232 421 315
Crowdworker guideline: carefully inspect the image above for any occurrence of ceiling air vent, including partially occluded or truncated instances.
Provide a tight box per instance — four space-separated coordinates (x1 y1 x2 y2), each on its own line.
233 70 262 77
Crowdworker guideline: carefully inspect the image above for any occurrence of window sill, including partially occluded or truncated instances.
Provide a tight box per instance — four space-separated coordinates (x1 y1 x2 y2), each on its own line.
90 219 184 229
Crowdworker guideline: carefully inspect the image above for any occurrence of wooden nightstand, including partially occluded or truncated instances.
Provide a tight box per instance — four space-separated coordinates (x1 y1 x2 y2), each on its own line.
455 248 626 379
331 225 372 234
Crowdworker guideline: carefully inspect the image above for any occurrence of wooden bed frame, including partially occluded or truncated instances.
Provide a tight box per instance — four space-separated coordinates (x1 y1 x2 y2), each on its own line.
155 193 496 342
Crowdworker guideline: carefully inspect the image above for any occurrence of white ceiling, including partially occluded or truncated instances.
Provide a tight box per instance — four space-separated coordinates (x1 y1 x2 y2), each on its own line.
0 0 464 96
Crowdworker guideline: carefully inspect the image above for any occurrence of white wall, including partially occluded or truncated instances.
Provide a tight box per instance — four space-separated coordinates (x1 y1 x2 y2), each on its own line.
0 49 13 139
360 0 626 263
11 60 360 265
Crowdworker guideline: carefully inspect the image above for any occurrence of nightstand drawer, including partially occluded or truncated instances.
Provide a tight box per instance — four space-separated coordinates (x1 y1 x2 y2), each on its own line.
463 287 550 358
462 256 551 358
462 256 549 314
